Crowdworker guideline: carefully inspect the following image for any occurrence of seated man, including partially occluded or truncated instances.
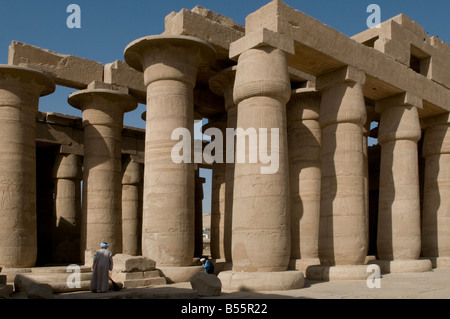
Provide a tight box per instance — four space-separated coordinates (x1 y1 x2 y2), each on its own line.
200 257 215 274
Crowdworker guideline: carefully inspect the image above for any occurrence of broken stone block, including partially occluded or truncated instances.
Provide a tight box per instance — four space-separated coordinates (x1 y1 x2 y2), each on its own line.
112 254 156 272
14 274 54 299
190 272 222 297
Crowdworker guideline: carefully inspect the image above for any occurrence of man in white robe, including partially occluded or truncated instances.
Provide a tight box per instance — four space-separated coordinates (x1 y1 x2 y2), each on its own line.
90 242 113 293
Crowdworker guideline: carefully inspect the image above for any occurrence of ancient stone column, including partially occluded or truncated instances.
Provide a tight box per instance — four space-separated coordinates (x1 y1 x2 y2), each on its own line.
68 84 137 260
122 155 143 256
307 66 369 281
287 87 321 272
374 93 431 273
218 30 304 291
52 152 83 263
0 65 54 268
124 35 216 282
209 66 237 270
194 167 206 258
422 115 450 268
203 117 227 262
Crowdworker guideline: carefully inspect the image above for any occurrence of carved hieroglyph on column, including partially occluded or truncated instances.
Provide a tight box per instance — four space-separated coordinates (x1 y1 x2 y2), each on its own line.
124 35 216 281
218 29 304 292
209 66 237 268
422 114 450 268
68 86 137 259
0 65 55 268
307 66 369 280
122 156 143 256
374 93 431 273
287 87 321 271
52 153 83 263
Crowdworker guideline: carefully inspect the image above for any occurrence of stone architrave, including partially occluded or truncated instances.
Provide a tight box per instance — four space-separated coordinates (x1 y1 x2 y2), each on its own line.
287 87 322 272
209 66 237 269
218 29 304 291
0 65 55 268
124 35 216 281
52 153 83 263
422 114 450 268
122 156 143 256
307 66 369 281
374 93 431 273
68 85 137 260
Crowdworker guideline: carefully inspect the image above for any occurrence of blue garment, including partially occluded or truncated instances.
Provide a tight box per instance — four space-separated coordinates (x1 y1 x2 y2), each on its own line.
203 260 215 274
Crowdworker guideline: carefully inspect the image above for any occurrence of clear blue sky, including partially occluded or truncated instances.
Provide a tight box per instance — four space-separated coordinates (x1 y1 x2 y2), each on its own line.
1 0 448 213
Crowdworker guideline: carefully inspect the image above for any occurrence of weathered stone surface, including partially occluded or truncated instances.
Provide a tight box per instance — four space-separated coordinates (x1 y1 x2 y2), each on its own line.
190 272 222 296
9 41 103 89
14 274 54 299
113 254 156 272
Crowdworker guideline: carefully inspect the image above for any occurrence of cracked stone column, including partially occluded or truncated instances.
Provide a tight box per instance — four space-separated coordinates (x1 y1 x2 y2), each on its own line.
422 114 450 268
307 66 369 281
124 35 216 282
373 93 431 273
0 65 54 268
122 155 143 256
68 83 137 261
209 66 237 271
217 30 304 291
52 152 83 263
287 86 321 272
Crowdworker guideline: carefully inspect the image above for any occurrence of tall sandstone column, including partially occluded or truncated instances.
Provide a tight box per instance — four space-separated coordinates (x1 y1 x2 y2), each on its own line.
0 65 54 268
422 114 450 268
124 35 216 282
375 93 431 273
218 31 304 291
307 66 369 281
122 156 143 256
287 87 321 271
52 153 83 263
209 66 237 269
68 84 137 260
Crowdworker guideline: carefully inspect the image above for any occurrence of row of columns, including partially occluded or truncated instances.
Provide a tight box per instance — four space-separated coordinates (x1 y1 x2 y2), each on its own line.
0 30 449 288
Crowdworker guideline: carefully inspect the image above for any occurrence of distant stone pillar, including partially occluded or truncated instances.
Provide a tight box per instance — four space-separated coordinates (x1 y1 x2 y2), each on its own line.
194 167 206 258
209 66 237 269
307 66 369 281
122 156 143 256
203 117 227 261
0 65 54 268
68 84 137 260
124 35 216 282
287 87 321 272
218 31 304 291
374 93 431 273
52 153 83 263
421 115 450 268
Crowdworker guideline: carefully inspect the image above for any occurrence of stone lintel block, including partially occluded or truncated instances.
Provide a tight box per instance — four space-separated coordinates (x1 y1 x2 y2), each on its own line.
163 7 244 60
59 144 84 157
104 60 146 104
87 80 129 94
391 13 426 39
316 66 366 91
375 92 423 113
229 28 295 61
9 41 103 89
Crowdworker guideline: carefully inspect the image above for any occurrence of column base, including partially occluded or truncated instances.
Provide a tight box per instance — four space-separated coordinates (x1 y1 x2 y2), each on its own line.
422 257 450 268
306 264 370 281
289 258 321 273
218 270 305 292
368 259 432 274
158 266 203 283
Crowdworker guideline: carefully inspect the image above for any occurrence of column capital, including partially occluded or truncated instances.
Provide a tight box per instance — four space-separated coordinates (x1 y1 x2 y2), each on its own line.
287 87 321 124
375 92 423 113
316 66 366 91
0 64 55 106
421 112 450 130
68 88 137 125
124 35 216 86
209 66 237 112
229 28 295 61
